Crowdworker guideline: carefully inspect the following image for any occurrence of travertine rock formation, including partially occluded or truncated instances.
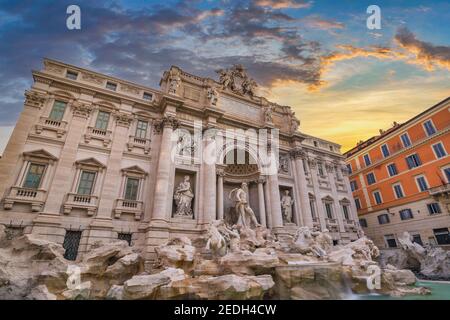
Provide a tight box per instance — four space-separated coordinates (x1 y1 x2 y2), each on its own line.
379 231 450 279
0 223 431 300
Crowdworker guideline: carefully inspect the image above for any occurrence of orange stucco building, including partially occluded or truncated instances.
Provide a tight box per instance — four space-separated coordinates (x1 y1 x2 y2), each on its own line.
344 97 450 248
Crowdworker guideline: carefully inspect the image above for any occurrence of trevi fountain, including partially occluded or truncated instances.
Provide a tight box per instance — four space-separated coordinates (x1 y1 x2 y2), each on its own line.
0 183 448 300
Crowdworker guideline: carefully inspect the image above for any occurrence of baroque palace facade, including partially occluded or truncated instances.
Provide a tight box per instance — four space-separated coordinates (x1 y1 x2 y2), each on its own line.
345 97 450 249
0 59 359 260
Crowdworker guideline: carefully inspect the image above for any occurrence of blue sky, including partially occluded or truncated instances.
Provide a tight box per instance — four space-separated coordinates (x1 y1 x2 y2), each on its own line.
0 0 449 151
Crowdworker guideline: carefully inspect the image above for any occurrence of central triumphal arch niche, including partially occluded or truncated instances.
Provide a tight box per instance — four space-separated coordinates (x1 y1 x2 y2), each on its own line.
222 149 264 225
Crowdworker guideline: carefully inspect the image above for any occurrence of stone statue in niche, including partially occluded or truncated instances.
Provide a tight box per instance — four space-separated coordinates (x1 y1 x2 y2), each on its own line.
168 68 181 95
281 190 294 223
176 131 197 156
279 156 289 174
173 175 194 217
229 182 260 229
206 86 219 106
264 104 273 123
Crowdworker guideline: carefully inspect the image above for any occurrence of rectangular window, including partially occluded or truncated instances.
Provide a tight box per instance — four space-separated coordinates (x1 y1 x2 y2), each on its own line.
433 228 450 245
363 154 371 166
427 203 442 215
412 234 423 246
400 133 411 148
135 120 148 139
106 81 117 91
405 154 421 169
350 180 358 191
416 176 429 192
444 167 450 183
49 100 67 121
124 177 139 200
366 172 376 185
387 163 398 177
381 144 390 157
346 164 352 174
324 203 333 219
423 120 436 136
66 70 78 80
359 218 368 228
318 163 325 176
143 92 153 101
77 171 96 195
373 191 383 205
399 209 414 220
432 143 447 159
23 163 46 189
342 205 350 220
355 198 361 210
95 111 110 130
63 230 82 261
378 213 390 224
393 184 404 198
118 233 132 246
384 234 397 248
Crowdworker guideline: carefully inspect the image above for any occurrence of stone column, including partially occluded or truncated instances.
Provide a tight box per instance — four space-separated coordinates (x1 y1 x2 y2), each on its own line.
342 164 360 225
43 102 93 214
216 170 224 220
151 116 177 225
290 148 313 228
0 91 47 199
267 152 283 229
308 158 327 230
96 112 133 219
201 135 217 224
263 178 273 228
256 178 267 227
326 162 346 233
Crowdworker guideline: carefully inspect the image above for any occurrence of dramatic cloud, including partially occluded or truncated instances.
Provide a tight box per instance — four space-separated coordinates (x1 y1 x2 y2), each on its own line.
253 0 312 9
0 0 448 154
394 27 450 71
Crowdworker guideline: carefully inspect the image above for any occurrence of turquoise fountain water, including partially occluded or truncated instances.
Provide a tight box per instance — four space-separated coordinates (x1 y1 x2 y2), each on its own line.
356 281 450 300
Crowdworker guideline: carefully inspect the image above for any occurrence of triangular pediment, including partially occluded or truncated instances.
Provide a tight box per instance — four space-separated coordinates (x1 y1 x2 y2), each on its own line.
339 197 351 204
121 165 147 175
321 195 334 202
75 157 106 168
23 149 58 161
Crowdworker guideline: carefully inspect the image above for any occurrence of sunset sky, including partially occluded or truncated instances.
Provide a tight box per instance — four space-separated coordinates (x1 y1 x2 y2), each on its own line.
0 0 449 153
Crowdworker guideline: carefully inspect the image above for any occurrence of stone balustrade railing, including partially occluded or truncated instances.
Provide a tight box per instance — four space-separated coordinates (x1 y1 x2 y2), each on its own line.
35 116 68 138
63 193 99 216
3 186 47 212
114 199 143 220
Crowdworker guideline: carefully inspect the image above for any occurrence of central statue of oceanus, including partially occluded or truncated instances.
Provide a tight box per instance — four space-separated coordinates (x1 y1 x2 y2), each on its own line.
228 182 260 229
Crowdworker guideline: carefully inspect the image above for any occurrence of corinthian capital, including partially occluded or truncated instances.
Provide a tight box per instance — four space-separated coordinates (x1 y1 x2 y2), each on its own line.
289 147 305 159
24 90 47 109
72 102 93 118
153 115 179 134
114 112 133 128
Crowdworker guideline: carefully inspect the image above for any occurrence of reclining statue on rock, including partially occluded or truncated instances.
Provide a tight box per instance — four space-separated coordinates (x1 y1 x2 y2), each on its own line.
292 227 327 258
397 231 426 261
206 220 228 257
